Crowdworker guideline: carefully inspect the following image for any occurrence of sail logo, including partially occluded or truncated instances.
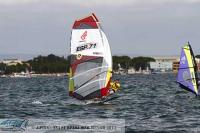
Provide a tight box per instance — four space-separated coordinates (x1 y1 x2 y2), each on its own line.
81 31 87 41
181 56 186 64
183 71 190 82
76 43 97 52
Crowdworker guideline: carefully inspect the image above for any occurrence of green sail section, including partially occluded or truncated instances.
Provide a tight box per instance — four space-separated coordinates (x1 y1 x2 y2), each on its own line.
69 68 74 92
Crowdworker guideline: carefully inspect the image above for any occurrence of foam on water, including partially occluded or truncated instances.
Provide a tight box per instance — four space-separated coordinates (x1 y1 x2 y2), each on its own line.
32 100 43 105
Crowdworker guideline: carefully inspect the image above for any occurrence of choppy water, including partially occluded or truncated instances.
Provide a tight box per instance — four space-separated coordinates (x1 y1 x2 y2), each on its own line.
1 74 200 132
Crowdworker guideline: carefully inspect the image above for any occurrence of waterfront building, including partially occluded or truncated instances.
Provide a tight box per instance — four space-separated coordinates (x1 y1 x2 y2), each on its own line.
152 56 179 62
3 59 23 66
195 58 200 71
150 56 179 73
172 61 179 72
197 63 200 71
150 62 173 72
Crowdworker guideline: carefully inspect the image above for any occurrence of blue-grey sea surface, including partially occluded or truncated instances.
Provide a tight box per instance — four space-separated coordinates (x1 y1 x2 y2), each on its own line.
0 73 200 132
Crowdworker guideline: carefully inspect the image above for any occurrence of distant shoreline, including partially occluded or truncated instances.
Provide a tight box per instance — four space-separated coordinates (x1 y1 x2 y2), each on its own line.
31 73 68 77
0 73 68 78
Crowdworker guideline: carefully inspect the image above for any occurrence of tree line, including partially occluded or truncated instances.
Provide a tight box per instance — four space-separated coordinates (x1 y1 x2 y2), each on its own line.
195 55 200 58
28 54 69 74
113 56 155 71
0 54 69 74
0 54 156 74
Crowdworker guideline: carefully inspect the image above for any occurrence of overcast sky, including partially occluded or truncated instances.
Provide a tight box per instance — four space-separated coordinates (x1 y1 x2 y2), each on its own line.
0 0 200 58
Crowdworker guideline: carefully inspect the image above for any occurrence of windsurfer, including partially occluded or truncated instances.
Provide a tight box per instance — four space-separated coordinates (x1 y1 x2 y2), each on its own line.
109 80 120 95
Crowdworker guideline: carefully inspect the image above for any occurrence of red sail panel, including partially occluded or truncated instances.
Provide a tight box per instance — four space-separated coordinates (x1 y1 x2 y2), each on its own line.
101 79 111 97
73 13 99 29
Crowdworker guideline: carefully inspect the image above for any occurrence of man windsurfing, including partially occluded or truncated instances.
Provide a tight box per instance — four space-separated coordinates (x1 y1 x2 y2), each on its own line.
69 13 121 102
109 80 120 95
176 43 199 96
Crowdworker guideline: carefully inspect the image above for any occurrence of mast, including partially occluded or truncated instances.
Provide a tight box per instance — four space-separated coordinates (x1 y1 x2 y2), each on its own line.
188 42 199 91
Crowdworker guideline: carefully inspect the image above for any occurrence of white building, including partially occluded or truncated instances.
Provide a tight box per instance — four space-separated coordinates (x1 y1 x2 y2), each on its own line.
149 56 179 73
196 58 200 63
3 59 23 66
150 62 173 72
152 56 179 62
127 67 136 74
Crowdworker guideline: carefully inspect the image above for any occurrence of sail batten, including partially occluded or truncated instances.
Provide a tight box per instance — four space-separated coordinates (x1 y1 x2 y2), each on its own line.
71 66 109 79
176 43 199 95
69 13 112 100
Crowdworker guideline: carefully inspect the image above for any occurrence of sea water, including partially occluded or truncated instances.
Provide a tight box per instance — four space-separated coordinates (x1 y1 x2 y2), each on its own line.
0 74 200 132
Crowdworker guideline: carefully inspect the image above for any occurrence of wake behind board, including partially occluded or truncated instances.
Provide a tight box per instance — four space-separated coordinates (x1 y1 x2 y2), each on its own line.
102 96 119 103
84 96 120 105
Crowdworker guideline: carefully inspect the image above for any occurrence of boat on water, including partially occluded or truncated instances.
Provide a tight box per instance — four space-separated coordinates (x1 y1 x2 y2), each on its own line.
115 64 126 75
0 75 7 78
143 66 151 75
176 42 199 95
68 13 120 101
10 71 31 78
127 67 136 74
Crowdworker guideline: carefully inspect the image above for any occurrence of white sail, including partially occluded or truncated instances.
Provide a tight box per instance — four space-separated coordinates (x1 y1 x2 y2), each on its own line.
69 13 112 100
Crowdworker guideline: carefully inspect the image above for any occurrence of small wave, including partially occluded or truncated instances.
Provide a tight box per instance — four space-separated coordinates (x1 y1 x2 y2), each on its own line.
85 100 104 105
67 98 106 106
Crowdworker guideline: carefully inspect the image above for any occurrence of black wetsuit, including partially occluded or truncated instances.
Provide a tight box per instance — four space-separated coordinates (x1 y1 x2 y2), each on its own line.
198 80 200 93
198 81 200 97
